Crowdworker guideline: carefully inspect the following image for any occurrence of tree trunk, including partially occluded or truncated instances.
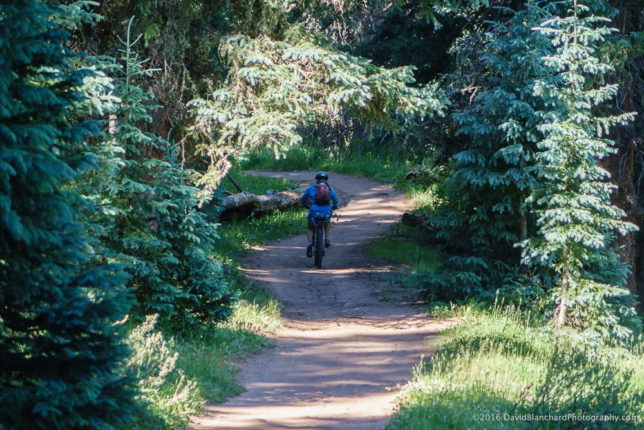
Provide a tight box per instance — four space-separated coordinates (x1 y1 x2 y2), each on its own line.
554 249 570 328
519 214 529 274
401 212 435 233
602 138 639 295
604 0 644 304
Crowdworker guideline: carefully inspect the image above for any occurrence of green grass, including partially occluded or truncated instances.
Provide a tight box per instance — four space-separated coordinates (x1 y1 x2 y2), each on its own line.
364 224 442 273
131 171 310 429
365 238 440 272
222 167 298 195
174 276 281 405
387 306 644 430
129 263 284 430
242 146 443 211
363 223 444 301
216 208 307 261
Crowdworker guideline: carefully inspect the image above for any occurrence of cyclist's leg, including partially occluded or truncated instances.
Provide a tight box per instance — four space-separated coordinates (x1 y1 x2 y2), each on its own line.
306 212 314 241
305 213 315 257
323 216 332 247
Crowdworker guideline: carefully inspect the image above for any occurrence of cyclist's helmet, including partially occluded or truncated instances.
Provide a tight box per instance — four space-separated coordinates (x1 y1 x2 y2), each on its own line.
315 171 329 183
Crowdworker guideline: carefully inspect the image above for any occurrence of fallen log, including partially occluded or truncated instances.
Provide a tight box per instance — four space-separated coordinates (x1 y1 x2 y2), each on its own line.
219 187 307 221
401 212 435 233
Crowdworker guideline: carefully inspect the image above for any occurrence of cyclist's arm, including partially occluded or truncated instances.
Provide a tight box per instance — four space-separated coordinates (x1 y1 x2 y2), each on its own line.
300 187 313 208
330 188 339 209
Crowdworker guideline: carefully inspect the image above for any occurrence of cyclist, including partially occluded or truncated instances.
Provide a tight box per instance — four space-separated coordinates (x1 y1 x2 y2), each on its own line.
300 171 339 258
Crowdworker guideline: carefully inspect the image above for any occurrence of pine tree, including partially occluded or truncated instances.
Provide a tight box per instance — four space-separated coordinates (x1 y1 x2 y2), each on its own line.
83 19 234 326
425 2 555 300
151 145 234 325
522 0 640 342
0 1 133 428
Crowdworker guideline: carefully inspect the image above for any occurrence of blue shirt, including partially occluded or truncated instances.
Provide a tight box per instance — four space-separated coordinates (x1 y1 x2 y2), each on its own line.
301 183 339 212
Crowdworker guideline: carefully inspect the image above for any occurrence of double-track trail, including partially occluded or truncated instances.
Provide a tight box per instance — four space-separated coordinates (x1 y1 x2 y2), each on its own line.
190 171 450 430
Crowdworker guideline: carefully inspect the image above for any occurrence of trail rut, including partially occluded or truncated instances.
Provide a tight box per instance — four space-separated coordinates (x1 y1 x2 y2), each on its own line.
189 171 450 430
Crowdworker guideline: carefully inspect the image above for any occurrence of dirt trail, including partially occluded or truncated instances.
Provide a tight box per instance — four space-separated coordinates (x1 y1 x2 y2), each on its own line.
190 171 450 430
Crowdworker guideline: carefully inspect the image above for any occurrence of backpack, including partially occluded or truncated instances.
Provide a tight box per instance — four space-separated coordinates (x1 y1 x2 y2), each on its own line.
314 183 331 205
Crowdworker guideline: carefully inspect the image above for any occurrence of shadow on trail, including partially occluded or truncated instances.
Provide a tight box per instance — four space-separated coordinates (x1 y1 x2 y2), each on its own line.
216 328 446 407
190 172 453 430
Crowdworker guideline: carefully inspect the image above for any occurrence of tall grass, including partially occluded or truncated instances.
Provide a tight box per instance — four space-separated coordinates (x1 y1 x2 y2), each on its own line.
242 146 443 210
126 170 305 429
222 166 298 194
363 222 443 303
387 306 644 430
173 274 282 404
243 145 408 182
216 209 307 262
364 223 440 272
123 316 203 430
124 272 283 429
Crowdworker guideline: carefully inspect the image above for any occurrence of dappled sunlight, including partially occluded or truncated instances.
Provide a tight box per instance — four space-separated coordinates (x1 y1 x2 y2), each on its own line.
193 392 397 429
188 172 450 430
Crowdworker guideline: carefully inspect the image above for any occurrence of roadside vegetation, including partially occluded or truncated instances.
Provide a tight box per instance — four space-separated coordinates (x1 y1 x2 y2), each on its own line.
242 145 444 210
357 179 644 429
122 169 297 429
358 216 644 429
388 306 644 430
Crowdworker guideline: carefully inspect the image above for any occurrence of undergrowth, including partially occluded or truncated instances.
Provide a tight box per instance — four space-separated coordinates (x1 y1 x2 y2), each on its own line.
355 168 644 430
124 274 281 430
387 305 644 430
242 146 444 211
367 225 643 430
363 223 443 302
216 209 307 262
124 170 299 429
222 167 298 194
364 223 442 273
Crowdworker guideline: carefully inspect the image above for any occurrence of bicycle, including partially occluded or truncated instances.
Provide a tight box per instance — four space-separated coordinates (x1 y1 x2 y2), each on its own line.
311 215 327 269
310 212 339 268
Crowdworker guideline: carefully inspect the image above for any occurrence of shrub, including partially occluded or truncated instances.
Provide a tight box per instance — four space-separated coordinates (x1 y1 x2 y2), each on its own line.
83 20 235 327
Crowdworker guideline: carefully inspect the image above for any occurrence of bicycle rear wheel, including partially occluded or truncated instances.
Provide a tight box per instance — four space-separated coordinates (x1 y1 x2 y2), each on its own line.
314 223 324 268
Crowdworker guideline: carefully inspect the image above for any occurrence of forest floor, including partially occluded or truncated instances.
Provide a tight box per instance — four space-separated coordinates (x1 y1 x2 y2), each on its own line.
189 171 453 430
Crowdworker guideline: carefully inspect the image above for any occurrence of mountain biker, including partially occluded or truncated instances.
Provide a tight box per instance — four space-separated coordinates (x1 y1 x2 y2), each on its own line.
300 171 339 258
